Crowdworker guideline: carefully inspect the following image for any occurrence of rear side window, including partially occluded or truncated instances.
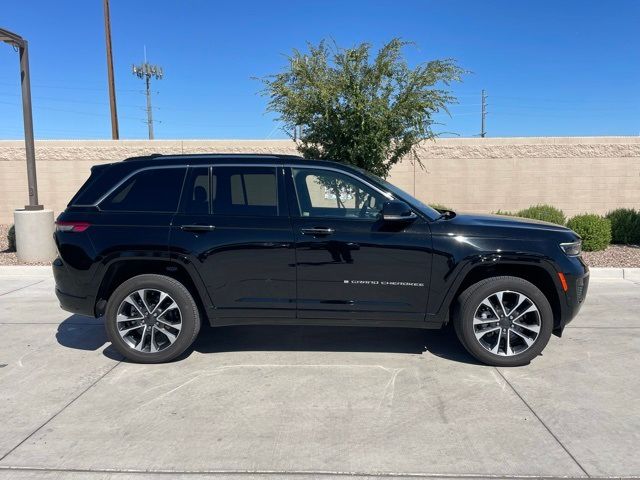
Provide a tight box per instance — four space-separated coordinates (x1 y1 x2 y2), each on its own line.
180 167 210 214
212 167 278 216
100 168 186 213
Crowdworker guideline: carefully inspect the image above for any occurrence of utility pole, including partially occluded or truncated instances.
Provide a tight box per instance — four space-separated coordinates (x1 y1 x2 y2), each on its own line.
103 0 119 139
480 89 488 138
2 28 57 263
132 49 163 140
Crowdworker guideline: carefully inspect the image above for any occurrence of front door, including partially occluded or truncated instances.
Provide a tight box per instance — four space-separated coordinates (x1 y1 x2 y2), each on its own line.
286 166 432 322
170 165 296 319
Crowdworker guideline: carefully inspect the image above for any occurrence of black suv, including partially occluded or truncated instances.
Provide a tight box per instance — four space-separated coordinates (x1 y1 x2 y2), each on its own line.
53 154 589 366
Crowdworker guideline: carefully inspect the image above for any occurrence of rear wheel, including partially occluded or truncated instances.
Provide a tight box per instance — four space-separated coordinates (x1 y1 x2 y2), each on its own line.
105 274 201 363
453 276 553 366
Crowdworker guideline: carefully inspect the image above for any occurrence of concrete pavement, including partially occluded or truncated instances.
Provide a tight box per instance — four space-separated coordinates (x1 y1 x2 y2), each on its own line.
0 267 638 480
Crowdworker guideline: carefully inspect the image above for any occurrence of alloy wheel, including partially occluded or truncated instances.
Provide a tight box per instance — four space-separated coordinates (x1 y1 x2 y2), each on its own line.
116 289 182 353
472 290 541 356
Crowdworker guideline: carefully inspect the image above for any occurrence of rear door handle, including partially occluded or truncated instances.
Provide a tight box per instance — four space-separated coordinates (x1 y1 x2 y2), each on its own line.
181 225 216 232
300 227 335 236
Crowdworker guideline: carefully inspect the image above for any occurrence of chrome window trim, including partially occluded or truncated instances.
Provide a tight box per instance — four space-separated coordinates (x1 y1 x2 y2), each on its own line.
289 164 394 201
80 162 397 208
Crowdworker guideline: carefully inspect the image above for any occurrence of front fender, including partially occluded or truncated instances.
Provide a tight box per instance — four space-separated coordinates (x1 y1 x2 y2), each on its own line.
425 232 566 326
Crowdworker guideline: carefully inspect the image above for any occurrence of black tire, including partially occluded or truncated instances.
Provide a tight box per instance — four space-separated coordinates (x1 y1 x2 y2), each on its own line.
453 276 553 367
105 274 201 363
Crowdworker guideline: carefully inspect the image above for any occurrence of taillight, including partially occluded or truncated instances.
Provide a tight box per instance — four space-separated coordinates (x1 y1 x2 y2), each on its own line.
56 221 91 232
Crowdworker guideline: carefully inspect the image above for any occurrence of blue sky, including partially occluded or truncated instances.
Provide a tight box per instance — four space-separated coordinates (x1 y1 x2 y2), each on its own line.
1 0 638 139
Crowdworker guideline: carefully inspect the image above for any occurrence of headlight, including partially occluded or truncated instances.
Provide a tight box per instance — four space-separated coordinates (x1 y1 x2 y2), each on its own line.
560 240 582 256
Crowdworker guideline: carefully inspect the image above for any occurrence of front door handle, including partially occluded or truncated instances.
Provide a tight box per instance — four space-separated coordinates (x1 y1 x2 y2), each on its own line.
300 227 335 236
181 225 216 232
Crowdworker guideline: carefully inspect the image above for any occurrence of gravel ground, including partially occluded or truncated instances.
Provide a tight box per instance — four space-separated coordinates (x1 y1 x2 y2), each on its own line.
0 224 51 266
1 224 639 268
581 244 640 268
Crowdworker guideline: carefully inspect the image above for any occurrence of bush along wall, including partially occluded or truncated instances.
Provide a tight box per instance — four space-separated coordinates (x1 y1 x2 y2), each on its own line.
516 205 566 225
7 224 16 252
429 203 451 211
606 208 640 245
566 214 612 252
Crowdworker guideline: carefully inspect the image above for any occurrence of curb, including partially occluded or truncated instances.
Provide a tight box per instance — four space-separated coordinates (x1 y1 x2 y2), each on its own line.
588 267 640 281
624 269 640 282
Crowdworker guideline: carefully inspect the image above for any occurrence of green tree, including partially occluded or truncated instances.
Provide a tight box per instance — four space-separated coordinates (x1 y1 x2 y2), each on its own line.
258 39 464 178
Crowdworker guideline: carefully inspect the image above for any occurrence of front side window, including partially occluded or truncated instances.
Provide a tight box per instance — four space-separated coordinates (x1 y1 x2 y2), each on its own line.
212 166 278 216
292 168 388 219
100 168 186 213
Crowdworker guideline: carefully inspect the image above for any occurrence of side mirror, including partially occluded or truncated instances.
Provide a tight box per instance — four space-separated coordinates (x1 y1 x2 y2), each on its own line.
381 200 417 221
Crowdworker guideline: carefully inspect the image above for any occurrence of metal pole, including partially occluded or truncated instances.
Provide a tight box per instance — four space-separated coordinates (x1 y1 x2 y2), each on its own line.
480 89 487 138
132 56 162 140
146 75 154 140
19 40 42 209
103 0 119 139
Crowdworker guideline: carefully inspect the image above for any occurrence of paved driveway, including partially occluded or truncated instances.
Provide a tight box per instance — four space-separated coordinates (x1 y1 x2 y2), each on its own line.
0 267 638 480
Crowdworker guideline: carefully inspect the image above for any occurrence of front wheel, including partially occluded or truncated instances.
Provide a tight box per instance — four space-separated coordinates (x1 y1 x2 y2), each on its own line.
105 274 201 363
453 276 553 367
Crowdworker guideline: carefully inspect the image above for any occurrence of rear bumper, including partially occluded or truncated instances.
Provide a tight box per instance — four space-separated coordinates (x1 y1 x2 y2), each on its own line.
53 257 95 317
55 287 95 316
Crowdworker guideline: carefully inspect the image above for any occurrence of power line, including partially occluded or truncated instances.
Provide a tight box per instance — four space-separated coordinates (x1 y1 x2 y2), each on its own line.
0 91 143 109
0 80 139 93
0 99 144 120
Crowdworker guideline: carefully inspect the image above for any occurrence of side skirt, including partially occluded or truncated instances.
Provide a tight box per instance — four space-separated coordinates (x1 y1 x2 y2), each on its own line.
208 316 443 329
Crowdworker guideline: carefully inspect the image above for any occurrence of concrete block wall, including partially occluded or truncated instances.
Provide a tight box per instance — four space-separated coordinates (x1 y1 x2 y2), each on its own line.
0 137 639 224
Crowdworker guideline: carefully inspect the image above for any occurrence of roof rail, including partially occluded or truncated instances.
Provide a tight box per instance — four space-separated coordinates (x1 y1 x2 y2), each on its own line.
122 153 163 162
122 153 305 162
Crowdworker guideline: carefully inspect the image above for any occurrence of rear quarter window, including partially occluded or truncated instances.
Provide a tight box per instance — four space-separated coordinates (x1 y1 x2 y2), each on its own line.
100 167 186 213
68 164 111 206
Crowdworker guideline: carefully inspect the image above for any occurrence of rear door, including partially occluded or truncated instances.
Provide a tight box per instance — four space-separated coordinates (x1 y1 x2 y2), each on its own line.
169 164 296 319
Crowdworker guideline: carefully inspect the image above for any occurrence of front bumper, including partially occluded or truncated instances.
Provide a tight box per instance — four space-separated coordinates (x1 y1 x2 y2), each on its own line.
554 256 590 334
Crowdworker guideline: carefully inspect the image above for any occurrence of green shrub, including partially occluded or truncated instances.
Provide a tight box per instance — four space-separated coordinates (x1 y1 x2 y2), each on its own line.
567 214 611 252
429 203 451 211
606 208 640 244
516 204 566 225
7 225 16 252
493 210 516 216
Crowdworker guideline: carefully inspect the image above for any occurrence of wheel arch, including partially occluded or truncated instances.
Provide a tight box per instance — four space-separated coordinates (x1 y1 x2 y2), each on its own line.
445 262 562 332
95 259 210 320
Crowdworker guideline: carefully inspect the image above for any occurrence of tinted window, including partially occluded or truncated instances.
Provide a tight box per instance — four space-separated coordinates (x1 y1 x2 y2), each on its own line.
100 168 186 213
212 167 278 216
292 168 387 219
181 167 210 214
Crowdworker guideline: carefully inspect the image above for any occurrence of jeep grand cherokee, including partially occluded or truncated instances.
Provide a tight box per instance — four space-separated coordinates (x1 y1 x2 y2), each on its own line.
53 154 589 366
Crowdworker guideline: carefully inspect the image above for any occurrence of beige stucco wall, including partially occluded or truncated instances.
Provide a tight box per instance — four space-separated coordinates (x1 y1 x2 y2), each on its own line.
1 137 639 224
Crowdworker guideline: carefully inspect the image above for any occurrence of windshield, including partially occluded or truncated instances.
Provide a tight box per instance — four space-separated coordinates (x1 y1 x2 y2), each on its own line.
353 167 442 220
